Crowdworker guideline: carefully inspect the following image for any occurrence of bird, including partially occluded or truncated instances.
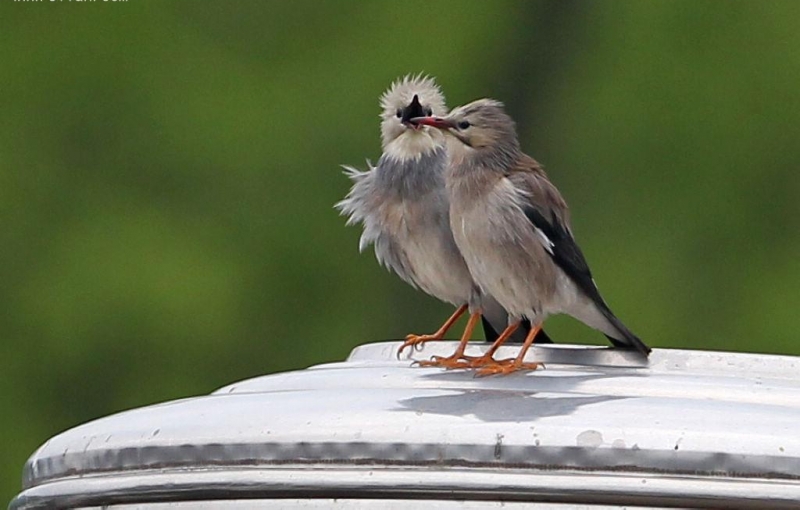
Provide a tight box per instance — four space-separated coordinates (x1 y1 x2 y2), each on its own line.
412 98 651 375
335 76 554 362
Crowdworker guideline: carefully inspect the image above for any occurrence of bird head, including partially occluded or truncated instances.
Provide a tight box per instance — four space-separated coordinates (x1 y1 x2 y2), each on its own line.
411 98 520 154
379 74 447 160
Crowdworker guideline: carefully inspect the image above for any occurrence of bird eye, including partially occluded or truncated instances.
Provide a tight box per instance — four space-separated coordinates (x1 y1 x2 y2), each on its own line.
457 120 471 129
424 107 433 116
396 109 403 118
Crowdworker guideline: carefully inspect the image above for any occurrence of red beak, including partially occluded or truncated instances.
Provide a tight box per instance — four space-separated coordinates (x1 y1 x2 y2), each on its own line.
409 116 455 130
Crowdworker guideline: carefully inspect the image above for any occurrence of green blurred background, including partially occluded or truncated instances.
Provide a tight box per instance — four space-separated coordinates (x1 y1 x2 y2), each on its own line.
2 0 799 500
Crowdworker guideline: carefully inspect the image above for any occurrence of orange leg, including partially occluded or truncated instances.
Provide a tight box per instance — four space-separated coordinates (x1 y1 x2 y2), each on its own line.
461 321 520 368
397 304 468 357
475 323 544 376
416 312 481 369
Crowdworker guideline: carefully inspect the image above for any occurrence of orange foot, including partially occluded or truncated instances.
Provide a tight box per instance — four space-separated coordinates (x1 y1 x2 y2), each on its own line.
411 311 482 369
397 305 468 358
469 320 544 376
414 350 515 370
475 359 542 377
415 354 472 370
397 333 442 357
450 352 520 368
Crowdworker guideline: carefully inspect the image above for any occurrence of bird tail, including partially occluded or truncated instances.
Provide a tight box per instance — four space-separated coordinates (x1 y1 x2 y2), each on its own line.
598 305 651 356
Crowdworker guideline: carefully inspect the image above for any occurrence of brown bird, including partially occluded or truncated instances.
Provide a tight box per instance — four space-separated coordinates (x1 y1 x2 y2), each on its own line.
413 99 650 375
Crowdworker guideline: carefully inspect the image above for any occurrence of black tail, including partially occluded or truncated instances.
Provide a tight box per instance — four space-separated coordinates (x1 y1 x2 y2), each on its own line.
599 305 651 356
482 317 554 345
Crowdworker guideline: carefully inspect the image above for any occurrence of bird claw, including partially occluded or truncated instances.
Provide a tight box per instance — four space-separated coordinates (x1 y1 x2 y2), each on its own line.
414 354 472 370
397 333 444 358
474 360 543 377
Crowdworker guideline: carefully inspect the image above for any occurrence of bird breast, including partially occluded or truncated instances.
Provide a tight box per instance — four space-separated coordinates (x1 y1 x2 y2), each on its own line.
450 176 560 321
376 196 475 306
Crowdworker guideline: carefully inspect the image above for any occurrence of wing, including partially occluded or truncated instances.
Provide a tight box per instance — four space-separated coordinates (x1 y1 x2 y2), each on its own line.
506 156 647 352
521 207 606 309
504 155 606 307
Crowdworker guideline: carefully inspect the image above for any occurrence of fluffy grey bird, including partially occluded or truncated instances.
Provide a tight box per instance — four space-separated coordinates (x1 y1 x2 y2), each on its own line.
336 76 552 359
413 99 651 375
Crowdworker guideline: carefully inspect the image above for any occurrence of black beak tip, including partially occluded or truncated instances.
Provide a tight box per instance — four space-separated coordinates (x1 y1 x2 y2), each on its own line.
401 94 426 125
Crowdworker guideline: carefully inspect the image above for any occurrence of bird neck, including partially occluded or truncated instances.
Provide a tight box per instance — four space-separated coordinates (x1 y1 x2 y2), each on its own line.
382 131 444 162
376 146 446 199
452 141 521 176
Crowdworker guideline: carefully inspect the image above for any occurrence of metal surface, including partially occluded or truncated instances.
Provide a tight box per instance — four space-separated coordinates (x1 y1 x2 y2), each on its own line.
10 342 800 509
80 501 669 510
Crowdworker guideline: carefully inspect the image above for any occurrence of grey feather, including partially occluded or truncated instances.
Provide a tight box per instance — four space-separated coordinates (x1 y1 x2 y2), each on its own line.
336 147 475 304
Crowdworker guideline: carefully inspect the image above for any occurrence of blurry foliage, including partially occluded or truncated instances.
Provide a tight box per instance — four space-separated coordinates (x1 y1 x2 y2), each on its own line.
2 0 799 502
